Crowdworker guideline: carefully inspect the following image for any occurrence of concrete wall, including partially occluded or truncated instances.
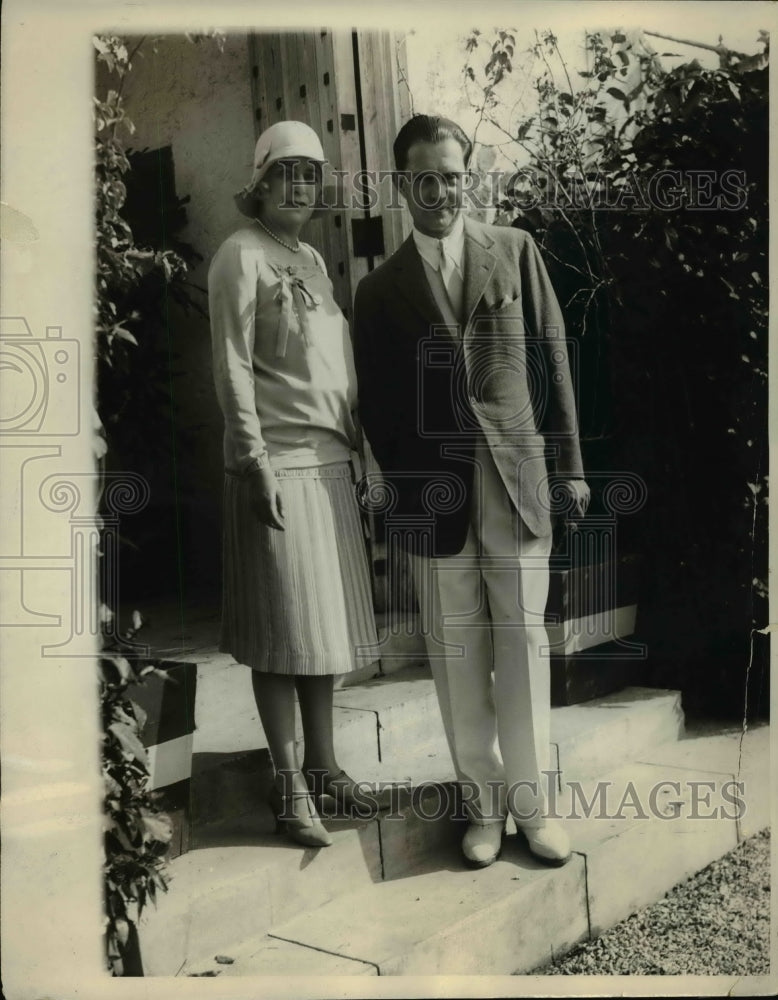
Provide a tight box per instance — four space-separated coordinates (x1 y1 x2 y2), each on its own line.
97 34 256 603
114 34 257 256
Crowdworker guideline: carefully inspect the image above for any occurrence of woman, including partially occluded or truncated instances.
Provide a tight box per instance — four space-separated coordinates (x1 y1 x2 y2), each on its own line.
208 121 378 848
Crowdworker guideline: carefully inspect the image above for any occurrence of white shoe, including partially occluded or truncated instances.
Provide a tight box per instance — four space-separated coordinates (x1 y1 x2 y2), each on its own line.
517 821 571 867
462 819 505 869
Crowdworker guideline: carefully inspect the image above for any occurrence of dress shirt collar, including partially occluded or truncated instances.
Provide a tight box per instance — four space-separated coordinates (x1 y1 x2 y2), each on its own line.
412 213 465 272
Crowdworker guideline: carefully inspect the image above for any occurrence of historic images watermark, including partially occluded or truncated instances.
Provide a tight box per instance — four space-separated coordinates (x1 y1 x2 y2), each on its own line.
291 770 747 824
273 164 751 213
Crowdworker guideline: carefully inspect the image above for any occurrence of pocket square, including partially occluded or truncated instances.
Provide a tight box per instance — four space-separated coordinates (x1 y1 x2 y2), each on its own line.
493 292 520 310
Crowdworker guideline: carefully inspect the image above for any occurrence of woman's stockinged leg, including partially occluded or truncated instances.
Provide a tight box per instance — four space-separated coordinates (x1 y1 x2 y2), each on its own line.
296 674 389 810
250 670 307 795
251 669 332 845
296 674 339 777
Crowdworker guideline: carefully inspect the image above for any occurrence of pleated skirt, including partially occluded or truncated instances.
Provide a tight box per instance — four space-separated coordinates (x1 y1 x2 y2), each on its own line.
220 462 379 675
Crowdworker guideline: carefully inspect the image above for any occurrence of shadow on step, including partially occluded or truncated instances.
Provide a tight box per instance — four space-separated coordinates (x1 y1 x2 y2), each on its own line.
189 755 514 886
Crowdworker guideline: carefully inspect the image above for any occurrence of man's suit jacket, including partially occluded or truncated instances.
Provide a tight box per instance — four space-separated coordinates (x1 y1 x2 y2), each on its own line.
353 214 584 557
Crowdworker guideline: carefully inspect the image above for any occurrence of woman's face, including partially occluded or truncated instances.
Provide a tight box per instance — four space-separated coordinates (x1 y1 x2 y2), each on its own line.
259 157 322 232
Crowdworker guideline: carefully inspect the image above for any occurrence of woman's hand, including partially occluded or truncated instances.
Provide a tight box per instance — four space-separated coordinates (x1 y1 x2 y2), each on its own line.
247 465 285 530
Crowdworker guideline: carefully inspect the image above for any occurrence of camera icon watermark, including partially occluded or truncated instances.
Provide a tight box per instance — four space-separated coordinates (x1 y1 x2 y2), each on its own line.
0 317 80 435
0 315 145 655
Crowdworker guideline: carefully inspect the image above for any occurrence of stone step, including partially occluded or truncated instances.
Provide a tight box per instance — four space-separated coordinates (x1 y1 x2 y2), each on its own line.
190 936 378 977
148 777 501 971
138 814 383 975
141 781 471 975
201 843 588 978
189 669 684 831
552 684 685 783
169 724 768 977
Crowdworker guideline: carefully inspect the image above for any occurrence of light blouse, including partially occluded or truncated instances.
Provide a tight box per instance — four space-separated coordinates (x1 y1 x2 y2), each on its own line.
208 226 358 473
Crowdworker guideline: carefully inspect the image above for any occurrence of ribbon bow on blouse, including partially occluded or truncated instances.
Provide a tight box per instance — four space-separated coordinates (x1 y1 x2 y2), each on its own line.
269 263 323 357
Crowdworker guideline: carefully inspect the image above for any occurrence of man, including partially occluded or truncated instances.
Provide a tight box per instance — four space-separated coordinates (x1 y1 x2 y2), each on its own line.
353 115 589 868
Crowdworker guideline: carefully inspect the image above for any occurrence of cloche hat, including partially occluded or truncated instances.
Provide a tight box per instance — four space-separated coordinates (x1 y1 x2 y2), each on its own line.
234 120 326 217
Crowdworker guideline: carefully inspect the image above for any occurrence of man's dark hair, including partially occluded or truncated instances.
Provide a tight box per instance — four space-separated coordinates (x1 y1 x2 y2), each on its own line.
393 115 473 171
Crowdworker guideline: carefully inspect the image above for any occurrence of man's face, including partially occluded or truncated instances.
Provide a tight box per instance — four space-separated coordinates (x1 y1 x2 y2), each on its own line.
398 138 468 238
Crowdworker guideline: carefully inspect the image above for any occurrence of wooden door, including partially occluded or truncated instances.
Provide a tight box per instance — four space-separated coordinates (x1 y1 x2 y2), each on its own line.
248 29 411 317
248 29 414 615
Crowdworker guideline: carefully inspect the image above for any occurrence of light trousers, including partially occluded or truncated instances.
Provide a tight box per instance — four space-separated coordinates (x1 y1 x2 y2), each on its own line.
409 437 553 826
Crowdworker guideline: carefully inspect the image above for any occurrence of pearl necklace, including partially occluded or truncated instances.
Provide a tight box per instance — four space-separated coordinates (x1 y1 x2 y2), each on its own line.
254 216 301 253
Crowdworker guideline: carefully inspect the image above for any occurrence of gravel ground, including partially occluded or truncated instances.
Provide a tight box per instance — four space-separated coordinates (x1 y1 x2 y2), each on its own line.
535 829 771 975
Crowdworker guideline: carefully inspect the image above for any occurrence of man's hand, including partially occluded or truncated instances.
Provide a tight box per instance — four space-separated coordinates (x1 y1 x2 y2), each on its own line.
247 465 285 531
557 479 591 522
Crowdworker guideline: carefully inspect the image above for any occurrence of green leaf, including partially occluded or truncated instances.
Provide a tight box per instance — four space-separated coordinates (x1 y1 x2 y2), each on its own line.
113 328 139 346
115 918 130 946
111 822 136 852
128 699 148 731
108 722 147 763
140 808 173 844
139 664 173 683
101 656 133 683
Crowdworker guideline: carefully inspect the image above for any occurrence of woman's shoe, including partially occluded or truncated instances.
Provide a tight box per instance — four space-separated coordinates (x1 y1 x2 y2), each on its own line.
304 768 391 813
267 783 333 848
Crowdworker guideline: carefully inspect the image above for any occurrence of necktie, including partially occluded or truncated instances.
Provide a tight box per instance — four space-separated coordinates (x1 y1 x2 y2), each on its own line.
436 237 464 321
438 239 453 289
